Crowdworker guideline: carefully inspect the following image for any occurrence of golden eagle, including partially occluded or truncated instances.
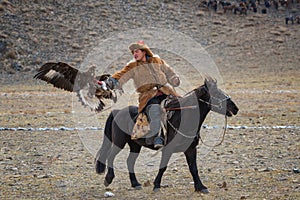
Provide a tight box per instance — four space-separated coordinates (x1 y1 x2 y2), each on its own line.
34 62 120 112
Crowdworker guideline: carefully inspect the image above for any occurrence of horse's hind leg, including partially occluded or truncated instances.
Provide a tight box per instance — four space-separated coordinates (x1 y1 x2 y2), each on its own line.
184 147 209 193
95 135 112 174
104 144 122 187
127 142 142 189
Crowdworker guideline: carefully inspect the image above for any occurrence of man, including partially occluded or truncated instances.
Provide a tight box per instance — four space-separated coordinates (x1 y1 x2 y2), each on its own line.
107 40 180 148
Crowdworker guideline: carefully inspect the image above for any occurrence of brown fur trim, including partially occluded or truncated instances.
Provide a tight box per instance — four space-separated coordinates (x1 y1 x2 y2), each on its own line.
128 42 154 57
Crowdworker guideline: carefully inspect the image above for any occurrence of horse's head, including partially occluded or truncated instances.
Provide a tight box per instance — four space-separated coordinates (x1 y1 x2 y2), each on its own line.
196 78 239 117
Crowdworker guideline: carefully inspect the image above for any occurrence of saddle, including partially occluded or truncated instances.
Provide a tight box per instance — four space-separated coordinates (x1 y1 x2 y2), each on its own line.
131 95 177 140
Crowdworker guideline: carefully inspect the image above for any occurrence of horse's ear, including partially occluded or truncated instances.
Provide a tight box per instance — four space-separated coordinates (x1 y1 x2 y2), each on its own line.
204 78 209 88
204 78 209 87
213 77 217 84
204 76 214 85
204 76 217 90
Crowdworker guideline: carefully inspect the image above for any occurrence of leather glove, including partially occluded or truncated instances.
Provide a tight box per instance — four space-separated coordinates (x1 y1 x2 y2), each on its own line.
106 77 119 90
172 77 180 87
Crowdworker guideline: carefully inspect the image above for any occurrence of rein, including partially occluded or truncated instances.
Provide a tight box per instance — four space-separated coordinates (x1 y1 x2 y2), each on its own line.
166 114 228 147
164 105 197 111
198 95 231 110
164 94 230 111
165 94 230 147
199 116 227 147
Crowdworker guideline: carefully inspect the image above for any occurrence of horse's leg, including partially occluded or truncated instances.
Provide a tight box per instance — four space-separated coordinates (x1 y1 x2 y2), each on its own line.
95 135 112 174
95 111 115 174
127 141 142 189
104 144 123 187
153 149 172 192
184 147 209 193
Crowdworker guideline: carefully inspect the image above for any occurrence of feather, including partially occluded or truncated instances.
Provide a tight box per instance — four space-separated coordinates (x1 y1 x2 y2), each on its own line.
34 62 78 92
34 62 120 112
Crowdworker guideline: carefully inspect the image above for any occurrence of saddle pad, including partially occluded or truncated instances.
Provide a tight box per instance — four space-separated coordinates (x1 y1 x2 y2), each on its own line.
131 113 150 140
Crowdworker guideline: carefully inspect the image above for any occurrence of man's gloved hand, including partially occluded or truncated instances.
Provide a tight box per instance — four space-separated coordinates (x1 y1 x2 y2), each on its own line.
172 77 180 87
105 77 119 90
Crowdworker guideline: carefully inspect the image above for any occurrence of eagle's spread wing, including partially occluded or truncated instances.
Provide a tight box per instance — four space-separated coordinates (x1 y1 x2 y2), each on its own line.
34 62 121 112
34 62 78 92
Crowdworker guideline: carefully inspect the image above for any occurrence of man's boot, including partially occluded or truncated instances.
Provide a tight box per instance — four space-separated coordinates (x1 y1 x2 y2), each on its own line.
153 135 164 149
146 104 164 148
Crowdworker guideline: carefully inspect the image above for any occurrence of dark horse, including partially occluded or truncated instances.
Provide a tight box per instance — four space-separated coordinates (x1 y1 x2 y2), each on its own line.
95 78 239 193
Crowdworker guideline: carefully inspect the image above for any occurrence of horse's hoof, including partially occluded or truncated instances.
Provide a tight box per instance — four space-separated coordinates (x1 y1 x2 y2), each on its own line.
200 188 209 194
134 185 142 190
104 179 110 187
96 168 105 175
95 162 106 174
153 187 160 193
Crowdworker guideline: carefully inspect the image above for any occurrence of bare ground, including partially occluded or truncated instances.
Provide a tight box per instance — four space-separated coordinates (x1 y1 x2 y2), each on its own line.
1 0 300 199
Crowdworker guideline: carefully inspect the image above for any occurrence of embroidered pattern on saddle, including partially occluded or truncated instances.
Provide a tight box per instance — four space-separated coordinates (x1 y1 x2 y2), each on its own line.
131 113 150 140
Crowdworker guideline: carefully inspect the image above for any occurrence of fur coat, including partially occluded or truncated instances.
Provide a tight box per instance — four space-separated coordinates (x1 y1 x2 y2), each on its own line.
111 56 180 112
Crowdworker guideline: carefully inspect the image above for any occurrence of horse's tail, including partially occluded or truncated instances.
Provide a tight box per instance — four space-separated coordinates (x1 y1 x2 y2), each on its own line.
95 110 118 174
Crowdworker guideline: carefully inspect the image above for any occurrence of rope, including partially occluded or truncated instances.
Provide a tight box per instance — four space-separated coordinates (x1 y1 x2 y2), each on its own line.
167 119 200 139
199 116 227 147
166 114 228 147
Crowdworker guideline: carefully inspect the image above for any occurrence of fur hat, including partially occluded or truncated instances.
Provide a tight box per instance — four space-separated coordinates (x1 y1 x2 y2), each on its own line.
128 40 154 57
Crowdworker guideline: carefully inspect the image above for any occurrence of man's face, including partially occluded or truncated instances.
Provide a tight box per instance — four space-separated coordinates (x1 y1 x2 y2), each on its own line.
133 49 146 61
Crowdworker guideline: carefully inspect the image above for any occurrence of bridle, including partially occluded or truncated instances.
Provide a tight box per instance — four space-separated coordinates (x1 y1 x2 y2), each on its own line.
198 93 230 147
198 94 231 110
166 90 231 147
165 88 231 111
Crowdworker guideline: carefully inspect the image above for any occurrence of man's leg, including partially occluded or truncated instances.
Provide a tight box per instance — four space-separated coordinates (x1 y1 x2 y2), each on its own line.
146 104 164 148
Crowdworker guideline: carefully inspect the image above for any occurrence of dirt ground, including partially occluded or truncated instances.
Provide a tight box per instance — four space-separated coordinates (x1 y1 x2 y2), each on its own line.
1 0 300 199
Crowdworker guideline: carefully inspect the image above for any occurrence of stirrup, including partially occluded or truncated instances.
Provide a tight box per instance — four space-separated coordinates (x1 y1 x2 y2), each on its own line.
154 136 164 149
154 143 163 149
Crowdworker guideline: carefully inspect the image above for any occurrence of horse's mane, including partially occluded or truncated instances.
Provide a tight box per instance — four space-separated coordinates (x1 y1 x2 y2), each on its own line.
165 76 217 109
165 85 205 109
